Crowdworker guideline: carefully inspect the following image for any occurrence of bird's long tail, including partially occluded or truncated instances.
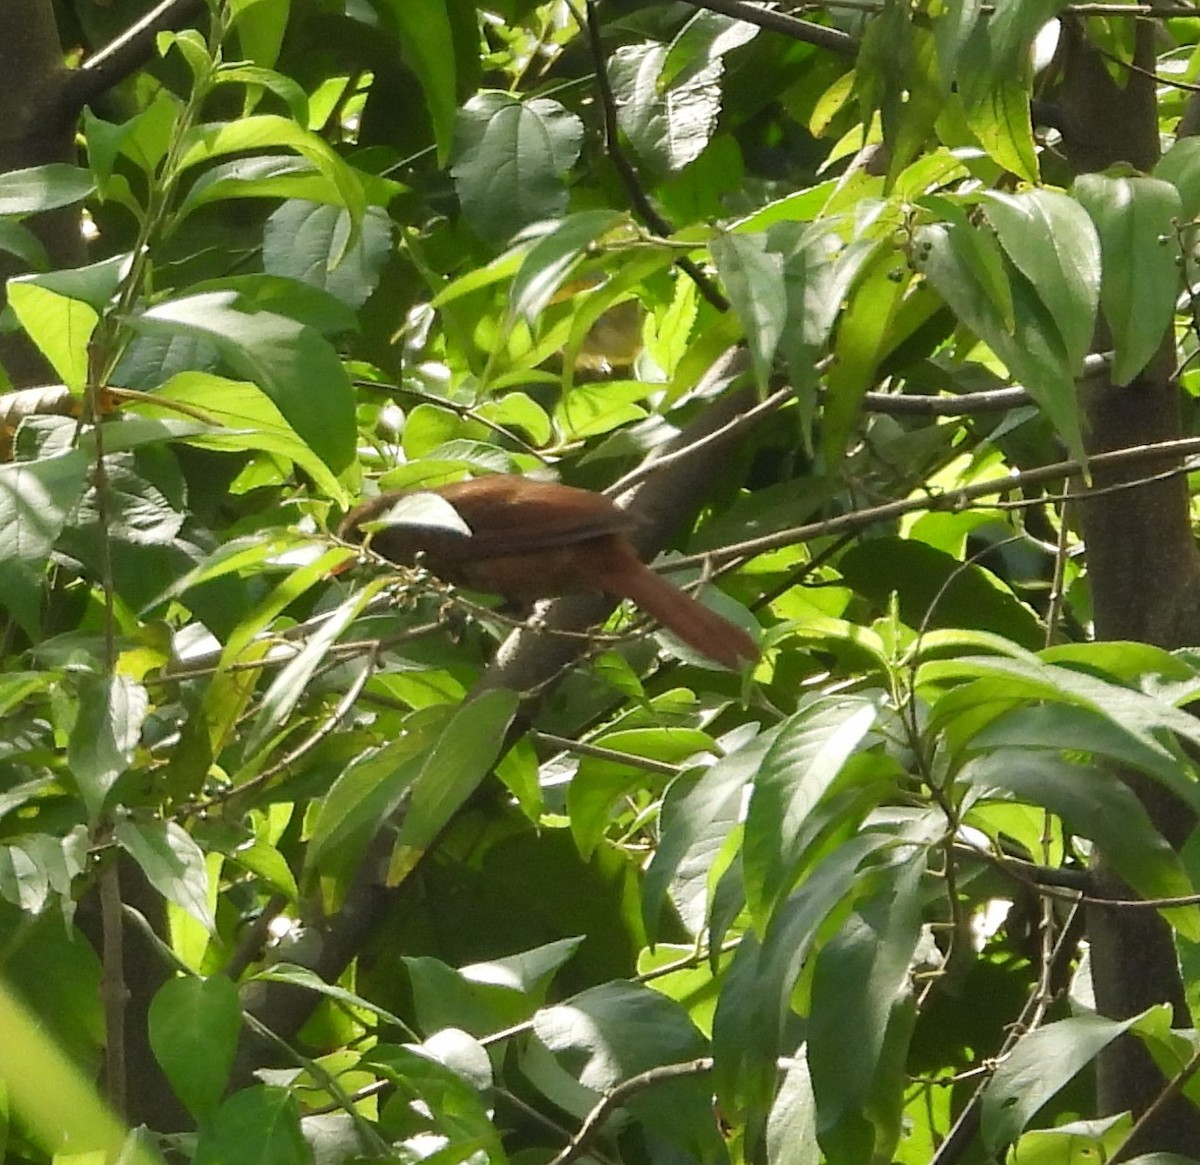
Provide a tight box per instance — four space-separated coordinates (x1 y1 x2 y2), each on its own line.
611 565 758 669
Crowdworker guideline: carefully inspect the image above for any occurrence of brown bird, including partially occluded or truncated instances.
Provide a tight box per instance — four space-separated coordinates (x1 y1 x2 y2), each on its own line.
339 475 758 669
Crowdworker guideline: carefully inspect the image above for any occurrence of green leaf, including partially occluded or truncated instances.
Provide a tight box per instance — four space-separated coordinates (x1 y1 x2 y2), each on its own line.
980 1012 1147 1152
933 0 983 91
129 292 355 472
116 818 214 931
838 537 1045 650
609 44 722 176
960 750 1197 930
923 654 1200 811
226 837 298 900
67 674 149 820
0 449 90 562
404 954 530 1036
213 64 307 121
712 832 893 1120
180 157 399 219
254 963 411 1031
766 1057 821 1165
710 232 787 390
464 937 585 998
0 164 95 216
305 712 439 881
229 0 289 68
451 94 583 243
554 380 650 440
132 371 349 504
1156 137 1200 220
0 219 48 268
148 976 241 1119
971 702 1190 798
193 1086 312 1165
824 247 909 462
0 846 46 913
378 0 459 164
963 77 1038 183
176 116 365 242
509 210 625 327
476 391 552 447
744 694 880 923
916 217 1083 464
245 577 388 757
263 202 395 310
390 690 521 882
568 727 715 860
808 857 925 1158
983 189 1101 372
1075 174 1181 385
662 10 759 87
6 284 96 391
643 725 772 941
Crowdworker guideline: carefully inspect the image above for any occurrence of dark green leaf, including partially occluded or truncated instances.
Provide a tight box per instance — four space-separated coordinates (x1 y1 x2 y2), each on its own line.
958 750 1196 924
67 674 149 820
983 190 1100 372
0 165 95 216
115 818 213 931
711 232 787 389
743 694 880 923
609 44 722 176
1075 174 1181 385
980 1012 1145 1152
148 976 241 1119
808 858 925 1157
129 291 356 472
390 690 521 881
451 94 583 243
193 1086 312 1165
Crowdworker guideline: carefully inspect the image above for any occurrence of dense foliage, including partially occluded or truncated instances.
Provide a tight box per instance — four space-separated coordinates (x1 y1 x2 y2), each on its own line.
5 0 1200 1162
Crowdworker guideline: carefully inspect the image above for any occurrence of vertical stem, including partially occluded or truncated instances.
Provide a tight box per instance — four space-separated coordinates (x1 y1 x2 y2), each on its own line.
98 855 128 1119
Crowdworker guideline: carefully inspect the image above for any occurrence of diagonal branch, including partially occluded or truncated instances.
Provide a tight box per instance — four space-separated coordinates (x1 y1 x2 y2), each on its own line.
677 0 856 55
61 0 206 114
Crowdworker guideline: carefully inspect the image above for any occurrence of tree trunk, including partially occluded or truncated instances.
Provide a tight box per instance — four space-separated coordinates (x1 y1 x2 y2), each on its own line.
1057 17 1200 1152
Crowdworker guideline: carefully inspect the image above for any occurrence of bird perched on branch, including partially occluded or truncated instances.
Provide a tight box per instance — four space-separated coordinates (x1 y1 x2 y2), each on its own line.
339 475 758 670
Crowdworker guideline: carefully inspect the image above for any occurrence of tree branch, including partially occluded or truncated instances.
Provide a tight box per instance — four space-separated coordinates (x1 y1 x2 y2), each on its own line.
579 0 729 311
547 1058 714 1165
668 435 1200 571
677 0 856 55
62 0 206 114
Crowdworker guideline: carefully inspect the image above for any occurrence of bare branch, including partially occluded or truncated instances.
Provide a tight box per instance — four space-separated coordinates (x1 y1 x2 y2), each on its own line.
547 1058 715 1165
62 0 206 114
678 0 856 55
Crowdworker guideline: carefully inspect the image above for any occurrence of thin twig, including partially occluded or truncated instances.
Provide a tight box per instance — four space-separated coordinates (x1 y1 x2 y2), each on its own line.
786 0 1196 14
1109 1046 1200 1164
546 1058 715 1165
358 378 550 462
861 386 1030 415
191 647 376 807
99 856 128 1119
530 730 683 775
677 0 857 55
1043 489 1072 647
224 893 288 982
606 382 792 496
665 437 1200 571
929 901 1082 1165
